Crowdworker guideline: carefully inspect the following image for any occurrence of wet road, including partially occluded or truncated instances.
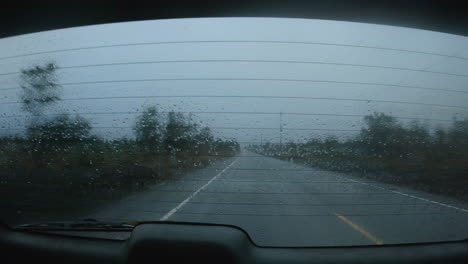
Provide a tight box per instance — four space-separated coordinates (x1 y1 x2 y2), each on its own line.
89 151 468 246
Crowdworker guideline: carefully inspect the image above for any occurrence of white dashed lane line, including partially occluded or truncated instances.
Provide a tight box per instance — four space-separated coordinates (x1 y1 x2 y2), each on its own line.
345 178 468 213
159 157 239 221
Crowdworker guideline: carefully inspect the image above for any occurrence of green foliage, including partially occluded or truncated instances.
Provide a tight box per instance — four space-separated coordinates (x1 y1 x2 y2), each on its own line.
134 106 164 153
164 111 199 155
447 119 468 155
192 127 215 155
18 62 94 168
214 139 241 156
358 113 405 157
250 112 468 201
251 112 468 175
1 62 244 222
25 114 92 168
20 62 61 115
27 114 92 149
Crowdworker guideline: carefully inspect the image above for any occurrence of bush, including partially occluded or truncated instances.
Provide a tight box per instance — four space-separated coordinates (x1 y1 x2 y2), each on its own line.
250 113 468 200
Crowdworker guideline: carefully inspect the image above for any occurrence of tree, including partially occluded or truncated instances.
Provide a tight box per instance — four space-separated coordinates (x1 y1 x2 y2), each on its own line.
20 62 61 116
214 139 240 156
26 114 92 168
19 62 94 168
359 112 404 157
193 127 215 155
433 126 447 146
164 111 199 155
27 114 91 150
405 120 431 157
447 119 468 155
134 106 164 153
323 136 340 153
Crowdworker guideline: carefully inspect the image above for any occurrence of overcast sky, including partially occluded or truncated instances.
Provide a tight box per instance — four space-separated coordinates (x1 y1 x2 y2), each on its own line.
0 18 467 144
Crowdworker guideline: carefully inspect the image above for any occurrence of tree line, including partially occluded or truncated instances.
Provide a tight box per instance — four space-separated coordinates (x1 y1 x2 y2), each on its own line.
0 62 239 189
249 113 468 200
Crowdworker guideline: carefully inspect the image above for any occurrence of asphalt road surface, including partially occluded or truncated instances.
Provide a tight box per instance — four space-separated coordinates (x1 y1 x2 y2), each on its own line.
89 151 468 246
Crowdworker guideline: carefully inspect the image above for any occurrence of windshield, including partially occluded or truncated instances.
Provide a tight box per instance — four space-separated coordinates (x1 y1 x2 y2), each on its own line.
0 18 467 247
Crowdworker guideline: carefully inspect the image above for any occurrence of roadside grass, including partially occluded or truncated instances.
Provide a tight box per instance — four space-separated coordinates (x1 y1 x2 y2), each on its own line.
0 149 233 226
271 154 468 203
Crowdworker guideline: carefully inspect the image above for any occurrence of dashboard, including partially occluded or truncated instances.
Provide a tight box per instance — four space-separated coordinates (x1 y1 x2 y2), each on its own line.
2 222 467 263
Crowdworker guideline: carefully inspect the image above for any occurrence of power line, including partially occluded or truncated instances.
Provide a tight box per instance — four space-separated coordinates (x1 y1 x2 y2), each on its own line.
3 95 467 109
2 79 467 99
0 110 456 122
1 78 467 95
1 59 468 78
0 40 467 61
0 126 361 132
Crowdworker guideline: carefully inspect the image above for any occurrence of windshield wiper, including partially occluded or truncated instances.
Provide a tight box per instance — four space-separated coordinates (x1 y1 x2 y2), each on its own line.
14 219 137 232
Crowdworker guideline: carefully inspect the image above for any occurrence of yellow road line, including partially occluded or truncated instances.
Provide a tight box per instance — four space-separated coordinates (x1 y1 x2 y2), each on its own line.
334 213 384 245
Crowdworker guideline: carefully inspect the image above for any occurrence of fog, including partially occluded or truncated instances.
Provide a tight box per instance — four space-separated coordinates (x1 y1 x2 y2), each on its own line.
1 18 467 144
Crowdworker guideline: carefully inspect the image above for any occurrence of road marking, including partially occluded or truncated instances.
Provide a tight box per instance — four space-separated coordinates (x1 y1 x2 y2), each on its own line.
335 213 384 245
160 157 239 221
346 178 468 213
